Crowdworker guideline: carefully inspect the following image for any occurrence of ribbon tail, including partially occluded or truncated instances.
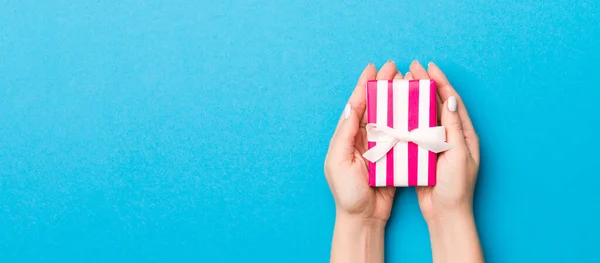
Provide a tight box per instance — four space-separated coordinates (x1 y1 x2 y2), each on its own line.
409 126 453 153
362 140 398 162
418 141 454 153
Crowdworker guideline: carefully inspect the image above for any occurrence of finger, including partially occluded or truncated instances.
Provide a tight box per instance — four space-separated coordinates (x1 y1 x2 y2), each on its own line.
408 60 438 122
409 60 429 80
427 62 458 102
362 67 402 127
334 63 377 135
404 72 414 80
394 72 403 79
360 61 397 127
330 104 361 160
427 62 479 163
377 60 397 80
348 63 378 117
441 96 467 151
392 61 403 79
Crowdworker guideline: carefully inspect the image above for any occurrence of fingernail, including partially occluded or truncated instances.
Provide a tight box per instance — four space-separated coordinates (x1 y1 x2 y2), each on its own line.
428 61 435 67
448 96 457 112
367 62 374 66
412 60 420 65
343 104 351 119
388 60 395 64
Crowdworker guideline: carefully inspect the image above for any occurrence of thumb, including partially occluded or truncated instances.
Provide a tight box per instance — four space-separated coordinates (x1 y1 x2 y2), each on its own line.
441 96 467 149
331 104 360 158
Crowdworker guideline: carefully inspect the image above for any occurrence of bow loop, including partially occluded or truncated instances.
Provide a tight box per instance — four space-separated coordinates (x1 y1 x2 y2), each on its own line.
362 123 453 162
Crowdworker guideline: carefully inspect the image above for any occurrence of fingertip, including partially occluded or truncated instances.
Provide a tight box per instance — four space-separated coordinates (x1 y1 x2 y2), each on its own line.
447 96 457 112
409 60 419 72
427 62 438 74
409 60 429 79
427 62 454 102
377 60 398 80
343 104 352 120
367 62 376 70
441 98 464 142
356 63 378 90
362 62 378 78
427 62 447 83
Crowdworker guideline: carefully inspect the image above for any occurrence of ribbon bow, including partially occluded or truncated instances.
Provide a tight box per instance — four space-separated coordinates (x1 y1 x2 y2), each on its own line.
362 123 453 162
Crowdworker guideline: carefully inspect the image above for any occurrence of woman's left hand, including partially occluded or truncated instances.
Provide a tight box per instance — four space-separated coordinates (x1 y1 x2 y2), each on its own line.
325 61 401 263
324 61 400 223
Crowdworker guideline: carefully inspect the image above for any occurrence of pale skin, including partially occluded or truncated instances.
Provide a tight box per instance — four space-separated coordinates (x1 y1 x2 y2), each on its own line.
324 60 484 263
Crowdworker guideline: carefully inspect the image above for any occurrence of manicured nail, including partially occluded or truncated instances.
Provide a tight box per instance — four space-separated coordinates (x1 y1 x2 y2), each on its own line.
388 60 395 64
428 62 435 67
448 96 457 112
343 104 351 119
368 62 374 66
412 60 420 65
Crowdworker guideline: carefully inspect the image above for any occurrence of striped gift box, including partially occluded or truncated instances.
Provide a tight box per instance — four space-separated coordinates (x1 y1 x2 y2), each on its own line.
366 79 438 187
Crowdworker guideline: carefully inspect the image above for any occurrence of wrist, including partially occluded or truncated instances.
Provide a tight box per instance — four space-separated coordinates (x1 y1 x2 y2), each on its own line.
335 211 387 231
422 198 473 224
426 208 474 238
330 212 386 263
425 206 484 263
424 203 473 227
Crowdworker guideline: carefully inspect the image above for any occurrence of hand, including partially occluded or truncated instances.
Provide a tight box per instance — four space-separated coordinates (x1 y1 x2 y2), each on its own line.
405 60 480 221
325 60 401 223
405 60 483 263
325 61 401 263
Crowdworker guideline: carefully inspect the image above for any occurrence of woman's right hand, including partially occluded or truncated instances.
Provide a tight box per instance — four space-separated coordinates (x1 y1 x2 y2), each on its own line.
404 61 484 263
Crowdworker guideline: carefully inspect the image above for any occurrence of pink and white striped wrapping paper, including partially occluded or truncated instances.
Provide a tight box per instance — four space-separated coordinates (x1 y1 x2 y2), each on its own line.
366 79 438 187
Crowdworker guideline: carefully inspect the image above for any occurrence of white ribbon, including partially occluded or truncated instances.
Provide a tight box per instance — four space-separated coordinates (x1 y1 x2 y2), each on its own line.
362 123 453 162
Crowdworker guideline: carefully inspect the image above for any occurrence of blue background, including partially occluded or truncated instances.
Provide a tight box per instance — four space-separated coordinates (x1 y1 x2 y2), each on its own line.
1 1 599 262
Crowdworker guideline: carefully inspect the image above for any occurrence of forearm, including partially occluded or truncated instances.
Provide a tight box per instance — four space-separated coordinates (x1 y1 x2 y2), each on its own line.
426 207 484 263
330 212 385 263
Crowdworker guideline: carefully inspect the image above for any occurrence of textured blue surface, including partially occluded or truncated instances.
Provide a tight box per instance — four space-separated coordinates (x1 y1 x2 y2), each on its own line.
1 1 599 262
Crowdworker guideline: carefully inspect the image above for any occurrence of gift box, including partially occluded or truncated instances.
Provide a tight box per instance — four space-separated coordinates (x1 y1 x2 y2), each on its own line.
362 79 451 187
